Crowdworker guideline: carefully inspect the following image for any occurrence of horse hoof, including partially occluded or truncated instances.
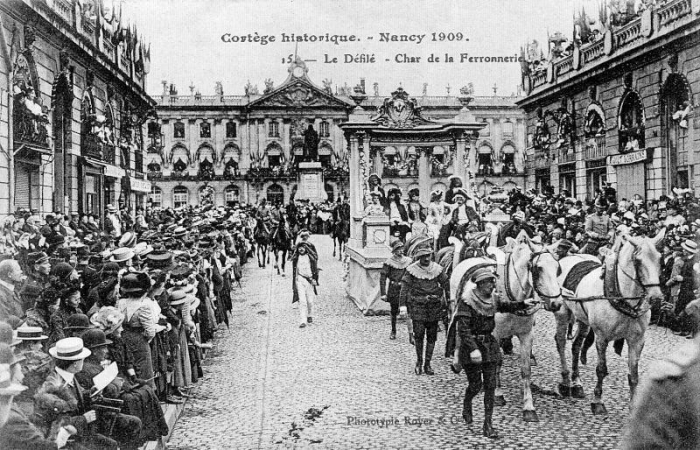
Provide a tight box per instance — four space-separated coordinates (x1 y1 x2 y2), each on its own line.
590 402 608 415
580 354 588 365
522 410 539 423
558 383 571 398
571 386 586 399
494 395 506 407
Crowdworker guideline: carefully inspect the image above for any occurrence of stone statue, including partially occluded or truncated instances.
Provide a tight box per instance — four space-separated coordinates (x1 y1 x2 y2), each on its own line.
303 125 319 162
322 79 332 94
263 78 274 94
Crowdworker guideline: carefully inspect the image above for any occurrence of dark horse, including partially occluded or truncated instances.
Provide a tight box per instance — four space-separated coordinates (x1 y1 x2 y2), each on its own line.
332 216 350 260
254 218 271 268
272 216 294 276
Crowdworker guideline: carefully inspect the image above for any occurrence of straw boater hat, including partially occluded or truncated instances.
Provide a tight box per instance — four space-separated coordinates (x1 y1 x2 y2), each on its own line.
133 242 154 258
119 232 136 248
681 239 698 254
14 326 48 341
48 337 91 361
110 247 134 263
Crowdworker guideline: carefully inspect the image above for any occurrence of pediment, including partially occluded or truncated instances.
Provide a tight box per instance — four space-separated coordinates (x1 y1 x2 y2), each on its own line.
248 78 351 109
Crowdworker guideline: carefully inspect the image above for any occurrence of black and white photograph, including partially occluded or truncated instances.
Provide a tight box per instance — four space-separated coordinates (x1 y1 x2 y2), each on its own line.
0 0 699 448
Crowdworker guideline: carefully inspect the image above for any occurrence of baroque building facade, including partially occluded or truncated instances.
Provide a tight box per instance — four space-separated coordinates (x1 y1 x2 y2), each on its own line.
147 59 526 208
0 0 154 220
518 0 699 201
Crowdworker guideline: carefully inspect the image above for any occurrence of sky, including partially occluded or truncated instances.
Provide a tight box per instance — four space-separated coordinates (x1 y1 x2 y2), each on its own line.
119 0 600 98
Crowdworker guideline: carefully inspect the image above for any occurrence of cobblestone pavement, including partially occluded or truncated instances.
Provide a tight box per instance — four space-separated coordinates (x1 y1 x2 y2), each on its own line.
167 235 683 450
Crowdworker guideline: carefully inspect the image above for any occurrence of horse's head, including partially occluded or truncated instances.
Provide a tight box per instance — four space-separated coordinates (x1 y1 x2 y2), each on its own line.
507 234 535 300
529 251 563 311
621 228 664 302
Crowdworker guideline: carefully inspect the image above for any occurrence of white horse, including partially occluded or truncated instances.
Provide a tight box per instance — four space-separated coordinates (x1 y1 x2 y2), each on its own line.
554 231 664 415
449 231 562 422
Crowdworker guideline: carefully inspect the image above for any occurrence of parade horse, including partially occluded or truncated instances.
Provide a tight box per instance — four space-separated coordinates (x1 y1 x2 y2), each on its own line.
552 229 664 415
332 214 350 261
254 218 272 268
271 216 294 276
447 231 563 423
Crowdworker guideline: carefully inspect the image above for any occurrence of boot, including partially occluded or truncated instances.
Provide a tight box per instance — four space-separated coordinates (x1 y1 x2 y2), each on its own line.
462 398 473 424
414 337 424 375
423 341 436 375
390 315 397 340
483 394 499 439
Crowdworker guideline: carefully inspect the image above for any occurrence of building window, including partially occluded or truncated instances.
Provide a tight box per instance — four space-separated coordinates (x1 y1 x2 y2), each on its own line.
173 186 189 208
267 184 284 205
200 122 211 138
226 122 237 138
320 121 330 137
480 120 490 136
478 153 493 175
268 154 281 168
268 121 279 137
502 121 513 138
150 186 162 208
174 122 185 139
225 186 239 205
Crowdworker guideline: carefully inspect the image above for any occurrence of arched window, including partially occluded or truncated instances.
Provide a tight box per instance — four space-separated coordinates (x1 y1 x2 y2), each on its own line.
501 144 517 174
200 122 211 138
147 161 161 172
150 186 162 208
225 185 240 205
319 144 333 168
618 91 645 153
320 121 330 137
266 142 283 168
199 159 213 180
267 184 284 205
173 186 188 208
198 185 215 205
477 144 493 175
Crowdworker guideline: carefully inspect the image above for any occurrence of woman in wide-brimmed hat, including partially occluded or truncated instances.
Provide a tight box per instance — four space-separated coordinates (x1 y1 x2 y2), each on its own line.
116 271 156 387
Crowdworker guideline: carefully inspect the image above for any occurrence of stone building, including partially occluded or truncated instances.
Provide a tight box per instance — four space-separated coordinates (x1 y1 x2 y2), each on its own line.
518 0 699 201
147 59 526 208
0 0 154 219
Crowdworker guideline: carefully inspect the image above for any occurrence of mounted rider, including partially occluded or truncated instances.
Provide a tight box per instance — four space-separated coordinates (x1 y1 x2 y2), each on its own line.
447 188 480 239
497 211 534 247
256 199 272 234
582 196 613 258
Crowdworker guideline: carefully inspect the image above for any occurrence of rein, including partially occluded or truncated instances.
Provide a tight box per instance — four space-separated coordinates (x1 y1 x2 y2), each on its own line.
504 251 540 317
529 252 563 301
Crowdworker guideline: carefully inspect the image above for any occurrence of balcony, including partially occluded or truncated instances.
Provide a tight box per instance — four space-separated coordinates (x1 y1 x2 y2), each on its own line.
584 135 607 160
559 145 576 163
147 171 162 180
82 135 117 165
246 167 297 181
323 167 349 179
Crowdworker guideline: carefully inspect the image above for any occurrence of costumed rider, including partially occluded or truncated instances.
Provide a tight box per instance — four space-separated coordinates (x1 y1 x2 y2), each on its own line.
380 240 412 340
583 196 613 259
399 239 449 376
446 267 537 439
448 188 480 239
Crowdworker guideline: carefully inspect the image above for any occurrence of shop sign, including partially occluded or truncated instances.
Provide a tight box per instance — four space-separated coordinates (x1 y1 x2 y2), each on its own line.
130 177 151 193
103 164 125 179
609 149 649 166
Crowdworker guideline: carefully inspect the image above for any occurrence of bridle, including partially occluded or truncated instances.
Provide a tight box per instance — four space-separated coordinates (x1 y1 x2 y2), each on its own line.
618 243 661 292
528 251 563 303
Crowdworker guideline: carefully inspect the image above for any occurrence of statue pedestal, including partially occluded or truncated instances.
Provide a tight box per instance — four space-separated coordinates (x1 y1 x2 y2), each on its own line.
296 162 325 203
346 215 392 315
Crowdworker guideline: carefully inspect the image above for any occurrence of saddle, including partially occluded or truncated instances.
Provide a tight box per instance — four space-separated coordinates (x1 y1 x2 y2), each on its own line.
562 260 600 292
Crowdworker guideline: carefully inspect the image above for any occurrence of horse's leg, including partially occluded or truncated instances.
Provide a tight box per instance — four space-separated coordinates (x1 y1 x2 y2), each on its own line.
493 325 506 406
627 334 644 404
571 321 589 399
274 249 280 274
339 240 343 261
281 249 287 276
333 236 336 257
590 333 609 415
520 330 538 422
266 243 270 264
257 244 262 267
554 310 572 397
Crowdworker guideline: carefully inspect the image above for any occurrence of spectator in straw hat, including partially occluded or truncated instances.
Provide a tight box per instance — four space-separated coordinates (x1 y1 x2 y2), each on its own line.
39 337 118 448
13 326 51 403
